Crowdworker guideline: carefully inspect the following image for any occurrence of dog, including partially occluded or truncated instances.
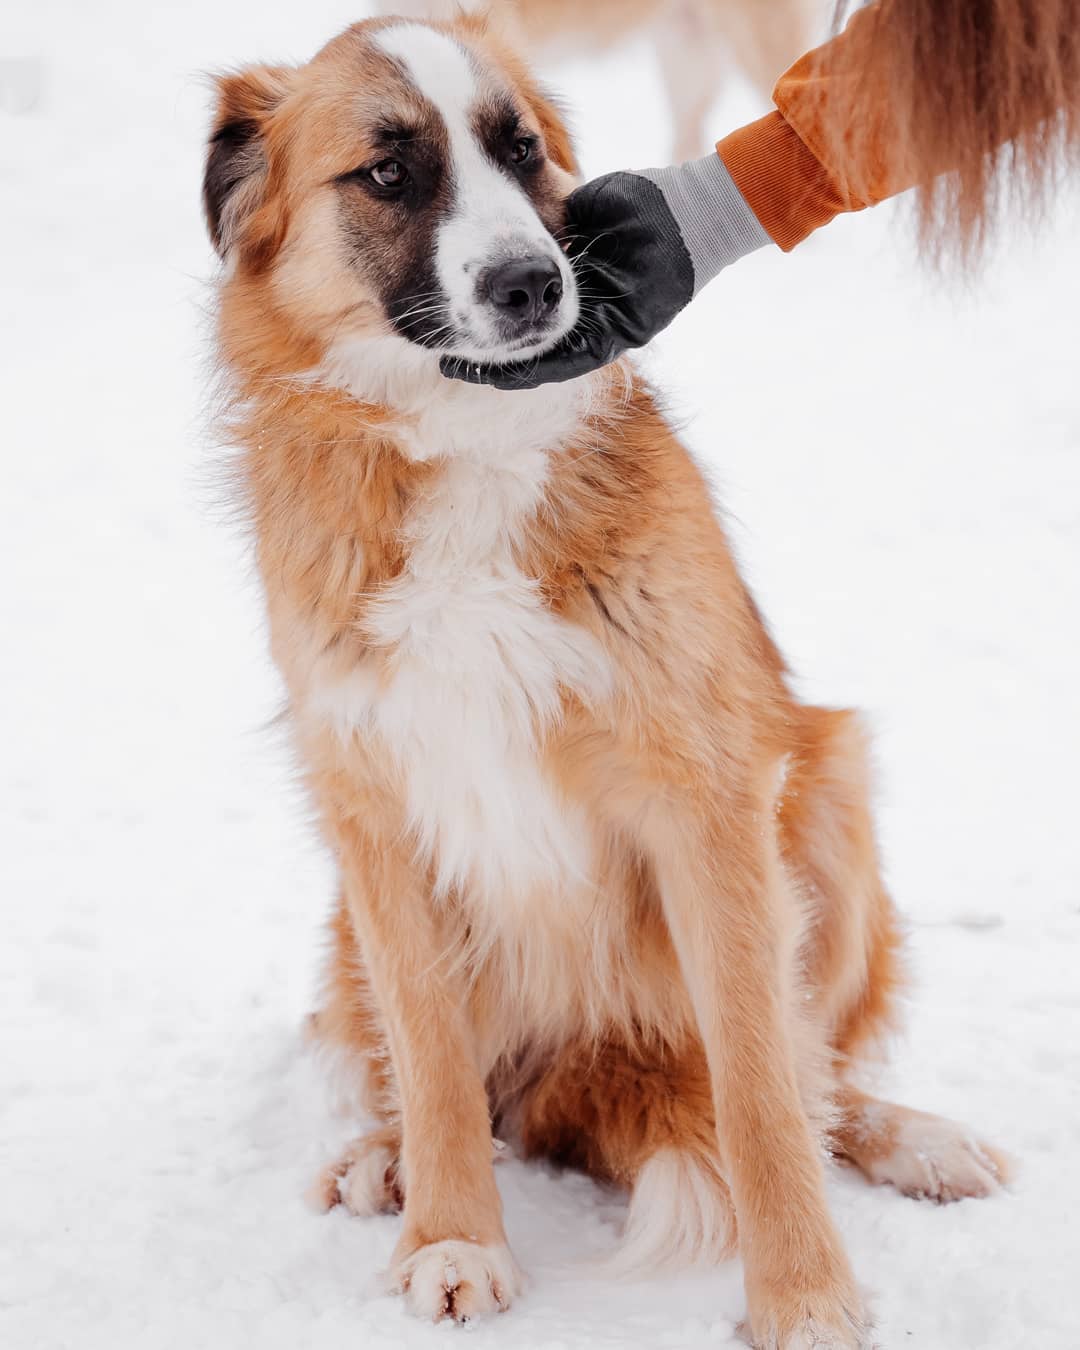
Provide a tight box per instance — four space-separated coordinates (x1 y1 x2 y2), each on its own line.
203 13 1010 1347
371 0 819 159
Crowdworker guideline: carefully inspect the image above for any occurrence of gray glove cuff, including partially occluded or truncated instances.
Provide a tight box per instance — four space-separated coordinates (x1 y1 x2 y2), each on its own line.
636 153 770 294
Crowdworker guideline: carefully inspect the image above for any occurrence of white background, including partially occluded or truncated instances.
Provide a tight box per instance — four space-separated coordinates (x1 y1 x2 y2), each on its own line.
2 2 1079 1347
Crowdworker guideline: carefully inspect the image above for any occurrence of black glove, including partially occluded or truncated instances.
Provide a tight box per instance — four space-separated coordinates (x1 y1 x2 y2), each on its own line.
441 154 770 390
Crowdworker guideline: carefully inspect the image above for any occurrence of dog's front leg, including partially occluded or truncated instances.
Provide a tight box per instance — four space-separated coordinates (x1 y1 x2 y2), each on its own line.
336 816 521 1322
648 786 867 1350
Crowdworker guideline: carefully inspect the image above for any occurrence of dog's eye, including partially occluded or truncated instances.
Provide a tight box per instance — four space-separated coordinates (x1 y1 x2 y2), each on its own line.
510 138 534 165
370 159 409 188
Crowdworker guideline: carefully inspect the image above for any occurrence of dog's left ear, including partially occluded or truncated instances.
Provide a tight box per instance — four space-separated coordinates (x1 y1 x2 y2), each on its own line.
203 64 296 266
532 87 578 177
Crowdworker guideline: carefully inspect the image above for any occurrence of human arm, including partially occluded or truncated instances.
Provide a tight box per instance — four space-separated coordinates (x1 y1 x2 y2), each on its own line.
444 0 1079 390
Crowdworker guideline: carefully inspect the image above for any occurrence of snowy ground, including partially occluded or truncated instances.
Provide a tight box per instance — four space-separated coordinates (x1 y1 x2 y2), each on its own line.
3 3 1079 1348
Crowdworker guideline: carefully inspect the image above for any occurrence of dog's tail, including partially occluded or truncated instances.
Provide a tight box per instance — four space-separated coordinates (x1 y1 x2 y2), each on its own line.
605 1147 737 1276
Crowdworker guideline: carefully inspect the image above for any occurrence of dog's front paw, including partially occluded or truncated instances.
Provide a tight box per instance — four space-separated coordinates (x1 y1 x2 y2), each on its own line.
747 1284 871 1349
387 1238 523 1322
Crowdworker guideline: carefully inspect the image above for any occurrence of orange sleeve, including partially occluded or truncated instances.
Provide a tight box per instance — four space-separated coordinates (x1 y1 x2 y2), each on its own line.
717 4 918 251
716 111 852 252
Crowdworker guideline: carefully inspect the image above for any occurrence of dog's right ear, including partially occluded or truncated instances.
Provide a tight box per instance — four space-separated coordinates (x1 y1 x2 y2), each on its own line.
203 65 295 266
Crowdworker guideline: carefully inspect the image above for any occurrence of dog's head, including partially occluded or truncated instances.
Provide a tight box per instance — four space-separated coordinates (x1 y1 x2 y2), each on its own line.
204 16 580 370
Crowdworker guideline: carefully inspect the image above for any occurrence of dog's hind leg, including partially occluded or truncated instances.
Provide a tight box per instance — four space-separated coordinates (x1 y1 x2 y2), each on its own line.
777 706 906 1061
306 889 396 1109
833 1087 1012 1202
778 708 1013 1202
305 889 405 1215
515 1035 737 1270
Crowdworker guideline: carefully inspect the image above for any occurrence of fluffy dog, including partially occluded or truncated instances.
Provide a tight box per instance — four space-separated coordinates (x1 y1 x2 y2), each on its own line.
203 14 1008 1346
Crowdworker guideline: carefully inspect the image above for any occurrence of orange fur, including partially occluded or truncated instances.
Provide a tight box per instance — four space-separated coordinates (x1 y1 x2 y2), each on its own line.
205 17 1007 1346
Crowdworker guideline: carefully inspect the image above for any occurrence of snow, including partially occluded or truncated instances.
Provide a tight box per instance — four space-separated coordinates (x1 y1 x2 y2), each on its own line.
2 3 1079 1348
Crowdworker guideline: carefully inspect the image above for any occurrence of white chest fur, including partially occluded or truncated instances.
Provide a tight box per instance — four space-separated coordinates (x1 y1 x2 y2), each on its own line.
309 419 611 909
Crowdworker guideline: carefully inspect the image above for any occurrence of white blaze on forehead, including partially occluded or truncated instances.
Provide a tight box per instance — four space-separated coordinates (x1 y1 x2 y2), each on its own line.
376 22 480 130
372 23 577 359
373 23 541 242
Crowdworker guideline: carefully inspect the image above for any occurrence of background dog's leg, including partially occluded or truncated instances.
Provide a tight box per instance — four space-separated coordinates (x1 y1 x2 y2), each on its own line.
706 0 818 105
648 790 867 1350
334 818 521 1323
655 1 728 161
656 0 818 160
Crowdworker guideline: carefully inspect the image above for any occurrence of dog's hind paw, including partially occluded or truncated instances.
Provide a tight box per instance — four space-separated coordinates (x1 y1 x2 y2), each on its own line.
307 1130 402 1216
861 1108 1012 1203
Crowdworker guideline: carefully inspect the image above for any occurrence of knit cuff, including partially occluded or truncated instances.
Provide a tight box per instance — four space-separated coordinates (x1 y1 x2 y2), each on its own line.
717 111 853 252
636 152 772 292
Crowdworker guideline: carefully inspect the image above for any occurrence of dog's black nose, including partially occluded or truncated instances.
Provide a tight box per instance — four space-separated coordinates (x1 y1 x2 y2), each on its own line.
485 258 563 324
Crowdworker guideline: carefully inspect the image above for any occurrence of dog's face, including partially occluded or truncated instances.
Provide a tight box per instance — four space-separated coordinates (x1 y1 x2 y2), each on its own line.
204 18 581 368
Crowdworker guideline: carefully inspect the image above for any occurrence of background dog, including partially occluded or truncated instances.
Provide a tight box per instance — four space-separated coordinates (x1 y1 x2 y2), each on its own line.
372 0 820 158
204 12 1009 1348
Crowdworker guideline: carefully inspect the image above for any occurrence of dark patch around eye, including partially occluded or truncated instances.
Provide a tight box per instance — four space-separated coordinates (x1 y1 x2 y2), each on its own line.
374 125 418 146
470 97 566 240
333 133 440 194
490 97 524 144
472 96 538 169
333 111 457 351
